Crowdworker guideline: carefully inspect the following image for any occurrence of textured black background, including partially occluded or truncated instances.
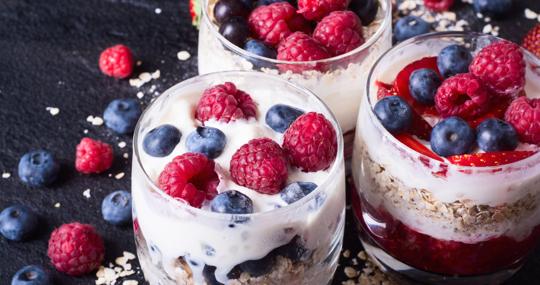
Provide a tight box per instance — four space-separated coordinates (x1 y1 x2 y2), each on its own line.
0 0 539 284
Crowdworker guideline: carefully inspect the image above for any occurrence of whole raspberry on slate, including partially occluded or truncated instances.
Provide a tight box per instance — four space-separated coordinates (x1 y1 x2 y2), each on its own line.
424 0 454 11
523 24 540 58
47 223 104 276
313 11 365 56
158 152 219 207
283 112 337 172
277 32 331 62
505 97 540 145
230 138 288 194
248 2 310 46
435 73 490 119
469 41 525 97
298 0 348 21
196 82 257 123
75 138 114 174
98 44 134 79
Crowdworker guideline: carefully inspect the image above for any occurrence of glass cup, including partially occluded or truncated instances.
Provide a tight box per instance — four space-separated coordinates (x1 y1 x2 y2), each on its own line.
351 32 540 285
197 0 392 142
132 71 346 285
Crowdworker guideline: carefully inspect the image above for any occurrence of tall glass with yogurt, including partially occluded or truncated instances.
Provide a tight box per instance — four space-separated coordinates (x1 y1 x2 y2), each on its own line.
352 32 540 284
132 71 345 285
198 0 392 143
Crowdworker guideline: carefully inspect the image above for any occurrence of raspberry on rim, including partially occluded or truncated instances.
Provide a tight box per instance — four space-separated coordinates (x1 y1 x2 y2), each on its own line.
434 73 490 119
277 32 331 73
313 11 365 56
297 0 348 21
196 82 258 123
505 96 540 145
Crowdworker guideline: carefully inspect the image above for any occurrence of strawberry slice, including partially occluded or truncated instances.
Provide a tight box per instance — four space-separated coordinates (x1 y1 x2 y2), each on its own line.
394 57 441 116
376 81 397 99
448 151 537 167
467 96 512 128
395 134 442 161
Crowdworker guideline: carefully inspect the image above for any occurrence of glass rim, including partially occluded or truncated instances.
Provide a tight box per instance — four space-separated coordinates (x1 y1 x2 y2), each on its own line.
201 0 392 65
365 31 540 171
133 70 345 219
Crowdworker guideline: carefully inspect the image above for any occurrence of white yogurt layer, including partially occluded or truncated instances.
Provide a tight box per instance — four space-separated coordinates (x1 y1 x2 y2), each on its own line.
132 75 346 284
353 36 540 244
197 0 392 133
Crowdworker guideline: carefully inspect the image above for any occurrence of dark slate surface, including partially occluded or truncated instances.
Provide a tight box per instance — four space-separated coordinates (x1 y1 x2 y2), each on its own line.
0 0 539 284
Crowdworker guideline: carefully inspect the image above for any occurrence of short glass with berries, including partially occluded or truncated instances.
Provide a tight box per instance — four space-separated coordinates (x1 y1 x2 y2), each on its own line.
198 0 392 142
132 71 346 284
351 32 540 284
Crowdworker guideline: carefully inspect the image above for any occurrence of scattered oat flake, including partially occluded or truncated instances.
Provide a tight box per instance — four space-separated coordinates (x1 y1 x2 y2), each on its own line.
136 92 144 99
344 266 358 278
118 141 127 148
525 8 538 19
54 202 61 208
83 188 91 199
2 172 10 179
155 8 162 14
123 153 129 159
83 129 89 134
115 172 125 180
343 249 351 258
151 70 160 79
177 51 191 61
46 107 60 116
87 115 104 126
482 24 493 34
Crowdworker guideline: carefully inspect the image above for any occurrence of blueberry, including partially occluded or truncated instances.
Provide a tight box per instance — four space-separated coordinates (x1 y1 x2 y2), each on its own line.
229 254 275 278
280 182 317 204
437 45 473 78
0 205 38 241
213 0 250 24
265 104 304 133
143 124 181 157
11 265 51 285
101 190 132 225
430 117 475 156
186 127 226 159
394 16 431 42
244 39 277 69
219 17 250 47
349 0 379 26
103 98 142 134
210 190 254 214
18 150 59 187
373 96 413 134
275 235 309 262
473 0 512 18
409 68 441 105
476 118 518 152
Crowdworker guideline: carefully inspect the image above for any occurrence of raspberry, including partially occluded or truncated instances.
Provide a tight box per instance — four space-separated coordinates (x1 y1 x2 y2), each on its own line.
504 97 540 145
313 11 365 56
248 2 310 46
283 112 337 172
277 32 330 62
195 82 257 123
423 0 454 11
297 0 348 20
434 73 490 119
98 45 134 79
230 138 288 194
469 41 525 97
523 24 540 58
158 152 219 208
75 138 113 174
47 223 104 276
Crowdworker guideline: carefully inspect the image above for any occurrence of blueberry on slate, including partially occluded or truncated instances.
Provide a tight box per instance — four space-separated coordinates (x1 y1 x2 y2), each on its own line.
11 265 51 285
476 118 518 152
437 44 472 78
349 0 379 26
265 104 304 133
213 0 250 24
473 0 512 18
219 17 250 47
430 117 475 156
280 182 317 204
203 265 224 285
0 205 38 241
373 96 412 134
186 127 226 159
102 190 132 225
210 190 254 214
18 150 60 188
103 98 142 134
409 68 441 105
143 124 181 157
394 16 431 42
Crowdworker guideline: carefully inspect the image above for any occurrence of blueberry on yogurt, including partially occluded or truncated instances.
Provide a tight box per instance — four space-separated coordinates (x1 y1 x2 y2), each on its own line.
210 190 254 214
265 104 304 133
143 124 181 157
280 182 317 204
430 117 475 156
186 127 227 159
437 44 472 78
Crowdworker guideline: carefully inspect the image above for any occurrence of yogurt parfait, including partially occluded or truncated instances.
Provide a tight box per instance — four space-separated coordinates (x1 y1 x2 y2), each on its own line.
352 32 540 284
197 0 392 138
132 71 345 285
